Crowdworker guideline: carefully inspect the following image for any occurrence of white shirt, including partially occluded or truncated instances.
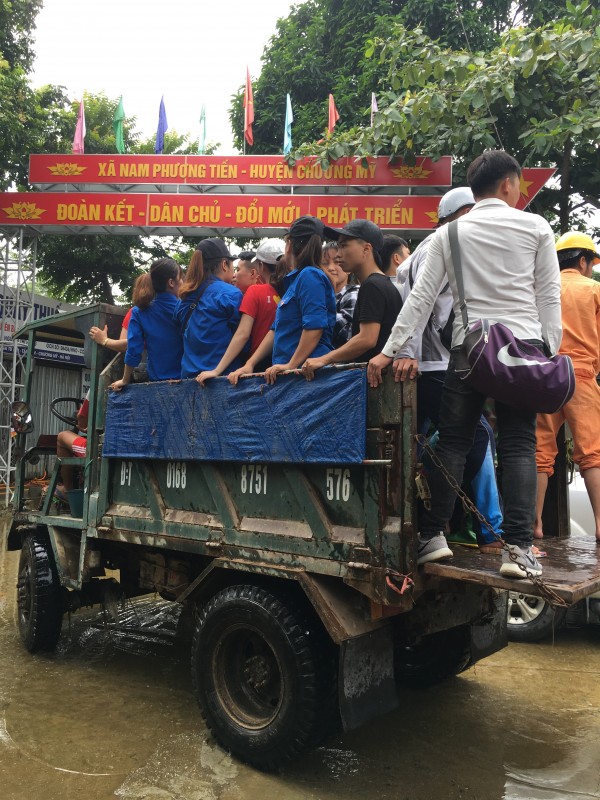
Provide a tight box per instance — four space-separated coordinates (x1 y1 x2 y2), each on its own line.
382 198 562 358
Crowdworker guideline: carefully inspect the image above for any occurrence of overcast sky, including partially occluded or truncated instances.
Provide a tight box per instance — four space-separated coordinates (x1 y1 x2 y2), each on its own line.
31 0 296 153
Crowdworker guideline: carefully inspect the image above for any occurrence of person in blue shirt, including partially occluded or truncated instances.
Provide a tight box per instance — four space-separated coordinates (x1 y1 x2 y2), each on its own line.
110 258 183 390
228 216 335 386
177 238 243 378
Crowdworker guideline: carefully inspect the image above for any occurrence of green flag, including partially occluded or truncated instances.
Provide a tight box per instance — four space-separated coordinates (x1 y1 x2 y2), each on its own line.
198 104 206 154
113 96 126 154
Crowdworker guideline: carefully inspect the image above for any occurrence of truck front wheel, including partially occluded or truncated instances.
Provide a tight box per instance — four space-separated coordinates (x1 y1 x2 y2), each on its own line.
191 584 336 770
17 533 63 652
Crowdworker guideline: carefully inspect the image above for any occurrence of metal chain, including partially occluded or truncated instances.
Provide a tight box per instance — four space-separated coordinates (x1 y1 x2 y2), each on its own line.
416 434 567 608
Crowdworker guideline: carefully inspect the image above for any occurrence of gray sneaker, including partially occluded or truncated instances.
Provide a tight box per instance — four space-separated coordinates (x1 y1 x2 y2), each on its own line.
499 544 542 578
417 533 453 565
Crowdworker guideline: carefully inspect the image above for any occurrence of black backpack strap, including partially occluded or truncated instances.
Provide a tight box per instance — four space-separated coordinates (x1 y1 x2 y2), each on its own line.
181 278 212 333
447 220 469 331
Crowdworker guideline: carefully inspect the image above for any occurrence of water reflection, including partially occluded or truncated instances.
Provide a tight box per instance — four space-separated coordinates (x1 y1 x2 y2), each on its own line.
1 526 599 800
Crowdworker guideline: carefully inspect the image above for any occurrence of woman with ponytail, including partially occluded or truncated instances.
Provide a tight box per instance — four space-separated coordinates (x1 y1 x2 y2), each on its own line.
110 258 183 390
228 216 335 386
176 238 243 378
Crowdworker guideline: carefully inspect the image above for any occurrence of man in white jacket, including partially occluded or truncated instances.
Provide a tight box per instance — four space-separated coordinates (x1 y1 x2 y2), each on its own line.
368 151 562 578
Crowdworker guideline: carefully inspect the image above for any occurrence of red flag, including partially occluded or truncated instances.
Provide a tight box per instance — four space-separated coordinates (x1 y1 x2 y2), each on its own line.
244 67 254 146
328 94 339 134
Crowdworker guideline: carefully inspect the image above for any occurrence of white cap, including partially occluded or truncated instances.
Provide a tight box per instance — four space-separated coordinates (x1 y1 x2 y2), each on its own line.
253 239 286 266
437 187 475 223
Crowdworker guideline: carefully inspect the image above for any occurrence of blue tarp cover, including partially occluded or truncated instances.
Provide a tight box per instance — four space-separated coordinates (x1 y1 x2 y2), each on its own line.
103 368 367 464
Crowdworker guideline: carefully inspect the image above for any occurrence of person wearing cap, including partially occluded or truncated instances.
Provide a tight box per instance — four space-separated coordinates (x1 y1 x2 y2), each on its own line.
535 231 600 544
367 151 562 579
177 238 243 378
301 219 402 379
228 216 335 386
233 250 258 294
375 189 504 552
196 239 286 384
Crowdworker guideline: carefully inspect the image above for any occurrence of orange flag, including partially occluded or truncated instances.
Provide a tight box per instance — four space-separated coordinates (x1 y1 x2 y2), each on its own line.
244 67 254 147
328 94 339 134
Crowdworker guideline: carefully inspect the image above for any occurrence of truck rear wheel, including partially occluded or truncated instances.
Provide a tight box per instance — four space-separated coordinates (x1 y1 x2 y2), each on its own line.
17 533 63 652
507 591 567 642
191 584 336 770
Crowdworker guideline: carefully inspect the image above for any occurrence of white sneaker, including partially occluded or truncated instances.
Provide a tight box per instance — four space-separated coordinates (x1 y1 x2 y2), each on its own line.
499 544 542 579
417 533 453 565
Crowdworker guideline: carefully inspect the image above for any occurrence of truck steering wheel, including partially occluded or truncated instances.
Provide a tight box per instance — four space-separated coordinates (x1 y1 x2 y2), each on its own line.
50 397 83 427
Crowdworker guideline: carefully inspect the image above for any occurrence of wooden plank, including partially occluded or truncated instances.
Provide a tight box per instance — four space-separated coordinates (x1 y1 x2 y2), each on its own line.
423 537 600 604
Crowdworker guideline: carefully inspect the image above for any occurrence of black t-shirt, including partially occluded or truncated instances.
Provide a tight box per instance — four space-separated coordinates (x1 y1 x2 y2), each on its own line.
351 272 403 361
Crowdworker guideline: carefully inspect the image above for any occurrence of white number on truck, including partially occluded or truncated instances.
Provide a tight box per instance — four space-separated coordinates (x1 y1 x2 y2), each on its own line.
166 462 187 489
240 464 268 495
326 468 351 501
120 461 133 486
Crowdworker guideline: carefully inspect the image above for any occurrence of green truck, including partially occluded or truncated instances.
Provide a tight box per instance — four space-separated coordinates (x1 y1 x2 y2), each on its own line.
8 304 600 770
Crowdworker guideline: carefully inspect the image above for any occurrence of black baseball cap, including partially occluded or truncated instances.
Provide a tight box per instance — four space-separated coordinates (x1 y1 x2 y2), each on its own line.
288 215 325 240
324 219 384 253
196 238 235 260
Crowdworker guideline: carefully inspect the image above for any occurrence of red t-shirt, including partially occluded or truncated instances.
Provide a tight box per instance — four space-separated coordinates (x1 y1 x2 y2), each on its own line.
122 308 133 329
240 283 281 355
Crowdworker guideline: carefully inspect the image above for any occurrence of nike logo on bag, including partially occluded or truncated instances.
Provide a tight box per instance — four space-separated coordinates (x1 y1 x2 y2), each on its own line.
497 345 550 368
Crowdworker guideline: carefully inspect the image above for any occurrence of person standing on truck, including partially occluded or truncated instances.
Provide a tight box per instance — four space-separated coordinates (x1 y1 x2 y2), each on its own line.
389 187 504 553
110 258 183 390
322 241 359 348
233 250 258 294
228 216 335 386
196 239 286 383
381 235 410 285
177 239 243 378
367 150 562 578
301 219 402 378
535 232 600 544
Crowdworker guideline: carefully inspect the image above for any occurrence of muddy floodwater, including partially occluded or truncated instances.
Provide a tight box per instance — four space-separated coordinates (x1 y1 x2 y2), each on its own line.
1 525 600 800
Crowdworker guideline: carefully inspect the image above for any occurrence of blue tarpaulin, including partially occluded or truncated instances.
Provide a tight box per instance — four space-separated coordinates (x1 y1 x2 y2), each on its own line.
103 368 367 464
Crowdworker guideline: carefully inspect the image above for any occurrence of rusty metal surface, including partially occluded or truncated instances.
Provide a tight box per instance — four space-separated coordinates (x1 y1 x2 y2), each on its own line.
423 538 600 603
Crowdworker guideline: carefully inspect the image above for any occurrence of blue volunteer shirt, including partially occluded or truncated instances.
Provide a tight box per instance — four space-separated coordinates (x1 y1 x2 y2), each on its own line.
177 278 243 377
272 266 336 365
125 292 183 381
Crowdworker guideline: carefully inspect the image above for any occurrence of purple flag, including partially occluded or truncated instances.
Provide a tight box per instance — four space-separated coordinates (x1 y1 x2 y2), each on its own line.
155 96 168 154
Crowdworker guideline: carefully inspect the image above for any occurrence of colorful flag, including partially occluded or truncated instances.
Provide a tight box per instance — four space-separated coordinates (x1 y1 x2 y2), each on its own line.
283 93 293 155
198 104 206 155
370 92 378 126
113 96 126 154
244 67 254 147
155 96 168 155
72 96 86 155
328 94 339 134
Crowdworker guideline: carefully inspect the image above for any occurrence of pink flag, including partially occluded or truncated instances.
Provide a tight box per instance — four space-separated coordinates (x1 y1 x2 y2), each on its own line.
244 67 254 147
328 94 339 134
72 97 86 155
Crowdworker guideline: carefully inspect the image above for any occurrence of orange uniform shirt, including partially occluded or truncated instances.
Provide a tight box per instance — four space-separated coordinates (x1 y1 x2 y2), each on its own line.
557 269 600 378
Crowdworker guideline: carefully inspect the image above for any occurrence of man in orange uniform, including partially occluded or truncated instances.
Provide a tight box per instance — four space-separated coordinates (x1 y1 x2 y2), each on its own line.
535 232 600 543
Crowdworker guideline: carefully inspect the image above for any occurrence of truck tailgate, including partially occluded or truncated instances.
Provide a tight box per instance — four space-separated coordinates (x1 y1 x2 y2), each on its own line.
423 537 600 604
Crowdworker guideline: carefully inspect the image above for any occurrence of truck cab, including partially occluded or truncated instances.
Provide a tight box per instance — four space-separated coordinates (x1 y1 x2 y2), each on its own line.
8 303 600 770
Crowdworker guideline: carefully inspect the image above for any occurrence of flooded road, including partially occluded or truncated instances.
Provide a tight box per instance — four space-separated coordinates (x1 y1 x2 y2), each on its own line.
1 526 600 800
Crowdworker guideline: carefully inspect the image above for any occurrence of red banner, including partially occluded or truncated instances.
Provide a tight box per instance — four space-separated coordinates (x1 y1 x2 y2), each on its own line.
0 192 442 230
28 154 452 188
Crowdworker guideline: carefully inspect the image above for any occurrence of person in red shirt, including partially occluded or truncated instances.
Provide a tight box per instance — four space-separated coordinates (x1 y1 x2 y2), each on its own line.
196 239 286 384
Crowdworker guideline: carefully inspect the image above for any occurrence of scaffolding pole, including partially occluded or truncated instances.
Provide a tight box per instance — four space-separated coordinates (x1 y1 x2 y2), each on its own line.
0 228 37 505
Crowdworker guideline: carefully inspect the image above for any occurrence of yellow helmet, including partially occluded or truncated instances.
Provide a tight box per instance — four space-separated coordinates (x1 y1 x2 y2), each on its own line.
555 231 600 263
